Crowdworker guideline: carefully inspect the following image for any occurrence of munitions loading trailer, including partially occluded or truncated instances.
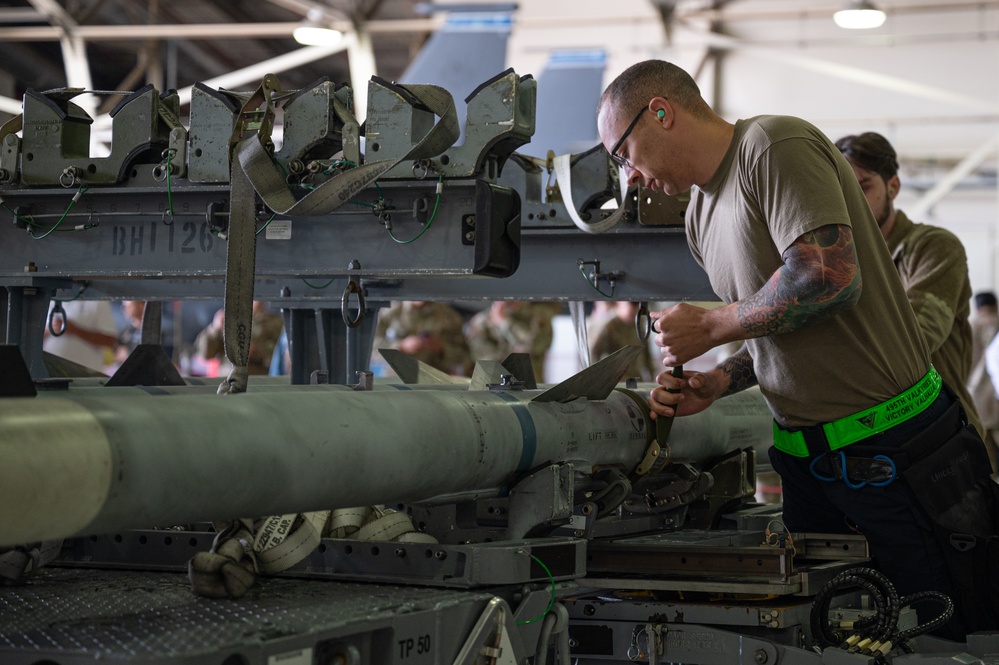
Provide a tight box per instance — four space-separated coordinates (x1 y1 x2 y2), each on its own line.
0 74 995 665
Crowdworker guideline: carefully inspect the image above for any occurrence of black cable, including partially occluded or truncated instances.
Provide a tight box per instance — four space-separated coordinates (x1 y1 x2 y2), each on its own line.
809 567 899 650
811 566 956 657
894 590 954 645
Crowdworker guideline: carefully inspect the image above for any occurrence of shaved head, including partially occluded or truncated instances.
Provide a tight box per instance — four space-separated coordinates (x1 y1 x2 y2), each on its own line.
598 60 711 124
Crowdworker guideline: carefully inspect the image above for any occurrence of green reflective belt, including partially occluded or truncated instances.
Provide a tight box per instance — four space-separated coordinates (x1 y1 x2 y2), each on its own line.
772 367 942 458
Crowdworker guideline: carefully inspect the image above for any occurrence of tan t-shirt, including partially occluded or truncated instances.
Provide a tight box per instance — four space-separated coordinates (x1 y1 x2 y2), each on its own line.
686 116 930 428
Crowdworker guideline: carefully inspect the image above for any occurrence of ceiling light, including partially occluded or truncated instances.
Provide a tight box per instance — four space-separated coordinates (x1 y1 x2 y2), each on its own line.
293 9 343 46
833 0 887 29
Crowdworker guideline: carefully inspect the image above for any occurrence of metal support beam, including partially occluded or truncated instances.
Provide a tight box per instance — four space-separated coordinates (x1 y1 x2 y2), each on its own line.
908 130 999 220
678 23 999 115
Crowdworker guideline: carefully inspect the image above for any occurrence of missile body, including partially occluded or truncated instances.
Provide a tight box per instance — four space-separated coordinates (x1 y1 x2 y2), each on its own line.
0 385 773 547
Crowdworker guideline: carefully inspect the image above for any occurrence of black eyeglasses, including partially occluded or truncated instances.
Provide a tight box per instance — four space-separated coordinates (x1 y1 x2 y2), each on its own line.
609 105 649 169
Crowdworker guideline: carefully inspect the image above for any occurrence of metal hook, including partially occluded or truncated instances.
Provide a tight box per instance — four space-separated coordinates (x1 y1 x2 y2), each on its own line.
635 301 652 342
48 300 67 337
161 209 174 226
87 210 100 227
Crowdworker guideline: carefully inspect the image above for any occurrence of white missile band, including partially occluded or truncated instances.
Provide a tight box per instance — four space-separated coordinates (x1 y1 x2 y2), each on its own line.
0 400 112 543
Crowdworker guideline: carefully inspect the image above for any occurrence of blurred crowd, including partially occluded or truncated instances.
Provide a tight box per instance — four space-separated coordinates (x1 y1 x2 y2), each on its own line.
39 297 677 389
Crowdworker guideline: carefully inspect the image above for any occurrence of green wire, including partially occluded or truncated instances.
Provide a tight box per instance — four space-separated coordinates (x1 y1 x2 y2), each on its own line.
578 262 615 298
52 281 90 302
256 213 277 236
301 277 335 289
388 174 442 245
26 185 89 239
515 554 557 625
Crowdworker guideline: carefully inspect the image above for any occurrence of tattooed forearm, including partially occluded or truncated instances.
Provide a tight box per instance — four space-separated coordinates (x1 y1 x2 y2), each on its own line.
718 347 757 397
737 224 862 338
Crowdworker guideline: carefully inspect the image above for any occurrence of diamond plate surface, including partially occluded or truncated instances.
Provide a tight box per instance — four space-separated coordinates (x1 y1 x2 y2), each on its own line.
0 567 493 663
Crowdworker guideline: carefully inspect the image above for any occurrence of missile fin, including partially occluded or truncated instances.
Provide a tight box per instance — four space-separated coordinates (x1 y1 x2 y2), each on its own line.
469 360 509 390
499 352 537 389
105 344 186 387
377 348 458 385
469 354 537 391
532 345 643 403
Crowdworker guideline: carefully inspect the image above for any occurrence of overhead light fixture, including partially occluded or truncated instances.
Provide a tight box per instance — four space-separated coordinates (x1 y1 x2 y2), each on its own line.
414 3 518 14
293 8 344 46
833 0 887 29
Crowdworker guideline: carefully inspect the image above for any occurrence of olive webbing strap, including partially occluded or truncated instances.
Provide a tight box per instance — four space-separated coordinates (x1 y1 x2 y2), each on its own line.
217 153 258 394
188 507 437 598
0 539 63 584
253 510 330 574
552 152 630 234
219 81 460 394
217 76 280 395
236 81 460 218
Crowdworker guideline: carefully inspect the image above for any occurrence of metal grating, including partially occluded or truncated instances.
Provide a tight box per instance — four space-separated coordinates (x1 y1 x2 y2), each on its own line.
0 567 494 663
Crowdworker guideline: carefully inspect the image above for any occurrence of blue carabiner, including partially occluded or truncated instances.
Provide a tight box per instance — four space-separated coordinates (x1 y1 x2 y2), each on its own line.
808 451 896 489
837 451 868 490
809 452 837 482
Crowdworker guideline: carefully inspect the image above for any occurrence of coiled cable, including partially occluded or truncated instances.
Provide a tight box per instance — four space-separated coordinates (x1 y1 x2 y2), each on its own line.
810 566 955 657
810 567 899 650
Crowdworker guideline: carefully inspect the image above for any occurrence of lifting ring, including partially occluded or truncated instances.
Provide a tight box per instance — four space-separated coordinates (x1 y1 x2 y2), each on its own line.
635 301 652 342
411 160 431 180
59 168 77 188
341 278 365 328
48 300 67 337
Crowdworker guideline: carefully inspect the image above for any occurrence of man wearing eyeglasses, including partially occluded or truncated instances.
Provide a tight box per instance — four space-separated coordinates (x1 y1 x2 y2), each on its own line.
596 59 997 637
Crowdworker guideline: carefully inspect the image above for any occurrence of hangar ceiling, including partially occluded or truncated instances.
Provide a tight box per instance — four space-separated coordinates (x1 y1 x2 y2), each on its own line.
0 0 996 182
0 0 426 113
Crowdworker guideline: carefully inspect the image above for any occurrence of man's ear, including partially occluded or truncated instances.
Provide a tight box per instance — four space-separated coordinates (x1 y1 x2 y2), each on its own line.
650 97 672 127
887 175 901 199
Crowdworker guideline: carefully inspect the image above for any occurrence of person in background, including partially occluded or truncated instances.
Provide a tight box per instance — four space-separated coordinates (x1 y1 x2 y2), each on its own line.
972 291 999 475
836 132 983 439
589 301 657 381
269 329 291 377
465 301 556 383
195 300 285 376
598 59 996 637
373 301 473 376
43 299 119 373
112 300 147 368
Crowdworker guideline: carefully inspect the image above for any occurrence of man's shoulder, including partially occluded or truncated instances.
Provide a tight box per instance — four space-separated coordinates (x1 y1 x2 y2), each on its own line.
741 115 825 141
736 116 835 167
899 212 964 252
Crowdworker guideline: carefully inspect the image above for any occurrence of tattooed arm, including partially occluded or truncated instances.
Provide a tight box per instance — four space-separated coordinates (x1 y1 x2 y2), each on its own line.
647 224 861 418
652 224 862 367
737 224 862 337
